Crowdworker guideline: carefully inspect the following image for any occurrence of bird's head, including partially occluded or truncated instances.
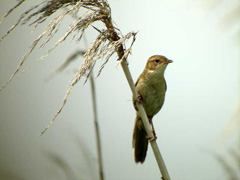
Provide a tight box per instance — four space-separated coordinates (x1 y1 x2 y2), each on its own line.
145 55 173 74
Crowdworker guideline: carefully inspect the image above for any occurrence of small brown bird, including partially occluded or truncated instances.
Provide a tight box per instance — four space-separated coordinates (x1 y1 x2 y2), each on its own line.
132 55 172 163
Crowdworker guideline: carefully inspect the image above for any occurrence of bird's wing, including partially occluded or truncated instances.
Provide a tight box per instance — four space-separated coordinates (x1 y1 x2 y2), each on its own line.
135 77 140 87
164 78 167 91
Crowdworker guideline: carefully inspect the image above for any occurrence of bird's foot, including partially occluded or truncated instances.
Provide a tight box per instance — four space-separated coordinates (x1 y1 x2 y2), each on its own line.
134 94 143 111
147 132 157 142
137 94 143 103
148 117 157 141
134 94 143 105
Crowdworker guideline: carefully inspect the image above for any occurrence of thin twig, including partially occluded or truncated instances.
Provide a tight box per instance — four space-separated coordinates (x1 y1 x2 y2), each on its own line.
45 50 85 81
90 73 104 180
43 45 105 179
0 0 26 23
211 152 239 180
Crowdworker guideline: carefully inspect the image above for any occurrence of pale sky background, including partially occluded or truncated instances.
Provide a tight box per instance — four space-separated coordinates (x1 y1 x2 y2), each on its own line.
0 0 239 180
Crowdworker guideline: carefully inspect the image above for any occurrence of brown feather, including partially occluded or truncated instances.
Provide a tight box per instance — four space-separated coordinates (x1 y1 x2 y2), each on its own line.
132 118 148 163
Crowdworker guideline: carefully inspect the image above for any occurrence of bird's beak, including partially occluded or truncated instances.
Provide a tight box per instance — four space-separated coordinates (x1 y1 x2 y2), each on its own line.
167 59 173 63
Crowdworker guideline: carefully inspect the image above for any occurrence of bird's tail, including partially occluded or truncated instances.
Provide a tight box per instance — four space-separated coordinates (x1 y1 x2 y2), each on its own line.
132 118 148 163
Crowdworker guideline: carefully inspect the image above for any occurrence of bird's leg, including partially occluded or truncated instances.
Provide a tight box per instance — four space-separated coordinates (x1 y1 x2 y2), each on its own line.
137 94 143 103
134 94 143 111
134 94 143 104
148 116 157 141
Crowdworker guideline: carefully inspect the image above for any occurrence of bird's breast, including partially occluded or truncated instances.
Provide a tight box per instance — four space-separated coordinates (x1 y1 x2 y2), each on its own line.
135 76 166 116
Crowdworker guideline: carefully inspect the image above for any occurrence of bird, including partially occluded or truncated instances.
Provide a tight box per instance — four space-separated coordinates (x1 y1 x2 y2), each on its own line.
132 55 172 163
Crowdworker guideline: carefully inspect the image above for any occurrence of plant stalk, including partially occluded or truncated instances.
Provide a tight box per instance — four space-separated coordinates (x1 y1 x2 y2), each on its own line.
90 73 104 180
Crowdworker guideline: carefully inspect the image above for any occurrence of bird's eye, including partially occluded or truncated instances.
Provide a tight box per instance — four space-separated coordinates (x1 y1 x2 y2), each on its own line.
155 59 161 63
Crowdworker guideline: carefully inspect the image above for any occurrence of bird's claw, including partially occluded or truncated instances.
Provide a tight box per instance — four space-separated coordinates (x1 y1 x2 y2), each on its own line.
134 94 143 105
137 94 143 103
134 94 143 111
147 131 157 142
